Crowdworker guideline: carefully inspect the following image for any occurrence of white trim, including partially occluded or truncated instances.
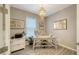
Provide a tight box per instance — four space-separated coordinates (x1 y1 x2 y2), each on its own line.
59 43 77 52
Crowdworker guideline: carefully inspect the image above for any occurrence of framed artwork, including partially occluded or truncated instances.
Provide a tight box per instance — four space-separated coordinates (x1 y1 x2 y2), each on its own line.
10 18 24 29
53 19 67 30
39 22 44 27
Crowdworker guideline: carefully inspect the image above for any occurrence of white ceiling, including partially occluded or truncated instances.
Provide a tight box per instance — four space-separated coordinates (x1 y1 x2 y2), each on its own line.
11 4 71 16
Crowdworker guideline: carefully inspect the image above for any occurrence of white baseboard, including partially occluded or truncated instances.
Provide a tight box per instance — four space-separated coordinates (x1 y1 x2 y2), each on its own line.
59 43 77 52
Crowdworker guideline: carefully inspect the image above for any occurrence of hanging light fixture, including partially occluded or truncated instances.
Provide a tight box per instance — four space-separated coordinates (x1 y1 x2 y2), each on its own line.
39 6 46 19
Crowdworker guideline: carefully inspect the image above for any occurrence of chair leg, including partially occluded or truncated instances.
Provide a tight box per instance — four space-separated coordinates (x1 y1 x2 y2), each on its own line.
33 39 35 51
33 46 35 51
55 45 58 53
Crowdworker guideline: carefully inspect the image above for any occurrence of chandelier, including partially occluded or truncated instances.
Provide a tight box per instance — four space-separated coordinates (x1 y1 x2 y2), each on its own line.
39 7 46 19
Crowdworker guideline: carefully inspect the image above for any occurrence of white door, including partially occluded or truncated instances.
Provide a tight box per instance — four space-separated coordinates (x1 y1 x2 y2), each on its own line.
0 4 10 54
5 4 10 54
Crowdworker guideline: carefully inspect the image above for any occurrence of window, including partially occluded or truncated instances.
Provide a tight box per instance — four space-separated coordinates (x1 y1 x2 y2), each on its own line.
26 16 36 38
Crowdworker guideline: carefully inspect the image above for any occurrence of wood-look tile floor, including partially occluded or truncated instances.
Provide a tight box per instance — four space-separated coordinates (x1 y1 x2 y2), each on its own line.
11 45 76 55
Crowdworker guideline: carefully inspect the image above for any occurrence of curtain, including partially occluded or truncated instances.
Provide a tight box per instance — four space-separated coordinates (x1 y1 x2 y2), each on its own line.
26 16 36 38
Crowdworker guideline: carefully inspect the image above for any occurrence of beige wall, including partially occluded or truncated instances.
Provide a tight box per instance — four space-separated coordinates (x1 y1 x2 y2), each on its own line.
77 5 79 54
10 7 40 37
0 5 4 48
77 5 79 44
46 5 76 50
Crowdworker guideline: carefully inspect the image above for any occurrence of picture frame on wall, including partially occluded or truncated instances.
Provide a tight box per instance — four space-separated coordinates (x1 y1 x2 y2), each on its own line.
39 22 44 27
53 18 67 30
10 18 24 29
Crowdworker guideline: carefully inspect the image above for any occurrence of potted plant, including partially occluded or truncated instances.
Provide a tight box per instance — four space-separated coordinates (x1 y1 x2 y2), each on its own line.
28 36 33 45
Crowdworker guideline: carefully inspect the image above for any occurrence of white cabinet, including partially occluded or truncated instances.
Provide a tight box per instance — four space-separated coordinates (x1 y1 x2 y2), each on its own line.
10 37 25 52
